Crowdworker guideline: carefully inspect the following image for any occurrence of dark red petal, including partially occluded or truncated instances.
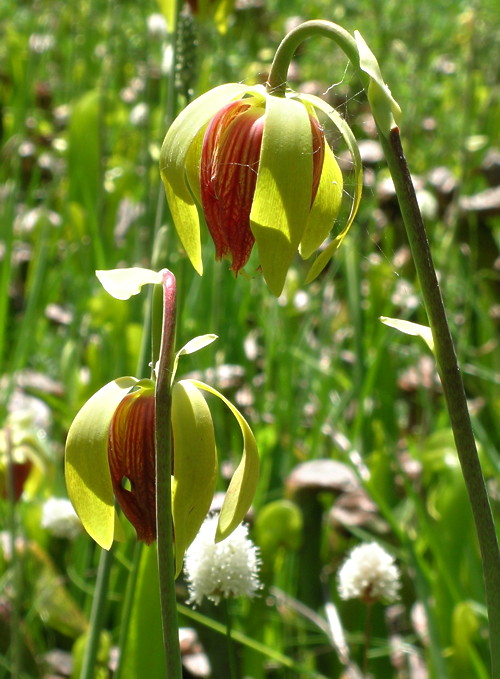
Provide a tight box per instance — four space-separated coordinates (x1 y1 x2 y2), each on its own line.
200 100 264 274
108 390 156 544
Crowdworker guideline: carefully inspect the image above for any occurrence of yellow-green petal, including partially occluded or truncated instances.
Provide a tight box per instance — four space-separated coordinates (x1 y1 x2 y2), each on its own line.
250 94 315 297
188 379 259 542
299 143 343 259
159 83 248 274
299 93 363 283
65 376 138 549
171 380 218 576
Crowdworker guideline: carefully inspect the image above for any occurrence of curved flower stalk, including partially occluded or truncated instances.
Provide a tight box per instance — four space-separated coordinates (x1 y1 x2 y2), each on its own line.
65 267 259 575
160 83 362 296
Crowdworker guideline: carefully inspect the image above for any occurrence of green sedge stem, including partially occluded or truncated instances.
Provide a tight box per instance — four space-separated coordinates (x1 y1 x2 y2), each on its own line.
154 270 182 679
268 20 500 678
6 427 21 679
223 600 239 679
79 546 114 679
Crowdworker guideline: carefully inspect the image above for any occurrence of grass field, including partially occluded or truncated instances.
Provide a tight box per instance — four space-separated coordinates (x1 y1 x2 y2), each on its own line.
1 1 499 677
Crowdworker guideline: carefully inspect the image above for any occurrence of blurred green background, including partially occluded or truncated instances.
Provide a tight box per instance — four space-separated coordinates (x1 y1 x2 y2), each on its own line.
0 0 499 677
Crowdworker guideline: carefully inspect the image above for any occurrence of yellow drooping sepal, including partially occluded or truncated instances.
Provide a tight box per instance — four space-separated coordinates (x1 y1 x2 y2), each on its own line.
65 377 137 549
189 379 260 543
250 94 315 297
171 380 218 576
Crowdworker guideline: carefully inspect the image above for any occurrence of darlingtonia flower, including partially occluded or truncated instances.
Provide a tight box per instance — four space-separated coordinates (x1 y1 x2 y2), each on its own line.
160 83 362 296
65 268 259 575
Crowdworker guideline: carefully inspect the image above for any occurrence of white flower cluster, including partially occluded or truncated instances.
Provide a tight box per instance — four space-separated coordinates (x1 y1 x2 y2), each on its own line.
184 515 262 606
41 498 82 539
338 542 401 604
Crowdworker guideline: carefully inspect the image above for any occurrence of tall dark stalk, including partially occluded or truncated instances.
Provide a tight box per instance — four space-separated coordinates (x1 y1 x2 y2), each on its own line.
267 21 500 677
154 270 182 678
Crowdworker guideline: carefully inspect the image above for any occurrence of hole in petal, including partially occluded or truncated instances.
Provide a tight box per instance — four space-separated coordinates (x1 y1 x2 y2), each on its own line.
121 476 132 491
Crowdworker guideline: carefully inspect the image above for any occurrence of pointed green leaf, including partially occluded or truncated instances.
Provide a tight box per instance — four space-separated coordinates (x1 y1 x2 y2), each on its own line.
171 380 218 576
177 334 218 356
355 30 401 135
96 268 163 300
170 334 218 385
299 143 343 259
119 544 166 679
250 94 314 296
160 83 249 274
380 316 434 352
65 376 138 549
188 379 259 542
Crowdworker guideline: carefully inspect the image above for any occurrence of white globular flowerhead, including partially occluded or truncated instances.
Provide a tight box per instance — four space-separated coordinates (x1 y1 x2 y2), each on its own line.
41 497 82 539
184 515 262 606
338 542 401 605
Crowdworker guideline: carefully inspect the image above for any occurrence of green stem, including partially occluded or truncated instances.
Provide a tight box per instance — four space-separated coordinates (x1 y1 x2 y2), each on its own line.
79 546 114 679
268 20 500 677
379 127 500 677
362 603 373 677
267 20 360 97
154 270 182 679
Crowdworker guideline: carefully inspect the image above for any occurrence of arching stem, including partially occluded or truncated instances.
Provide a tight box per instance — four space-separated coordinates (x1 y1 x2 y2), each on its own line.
268 20 500 678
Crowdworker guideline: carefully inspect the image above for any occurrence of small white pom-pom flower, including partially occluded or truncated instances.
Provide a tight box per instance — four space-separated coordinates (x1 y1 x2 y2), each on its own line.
41 498 82 539
338 542 401 604
184 515 262 606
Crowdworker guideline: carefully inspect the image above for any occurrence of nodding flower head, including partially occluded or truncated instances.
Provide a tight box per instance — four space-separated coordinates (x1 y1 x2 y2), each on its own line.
198 98 325 275
65 268 260 576
160 83 361 296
